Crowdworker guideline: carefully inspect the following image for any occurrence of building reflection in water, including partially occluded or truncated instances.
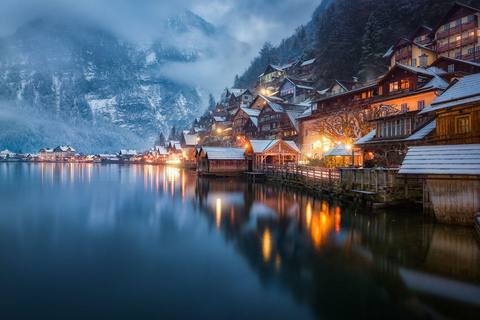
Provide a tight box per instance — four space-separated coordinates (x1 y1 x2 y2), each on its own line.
194 176 480 320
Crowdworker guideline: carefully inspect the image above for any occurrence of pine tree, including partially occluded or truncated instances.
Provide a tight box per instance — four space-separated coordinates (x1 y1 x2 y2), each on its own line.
168 126 177 141
208 94 216 111
154 132 166 147
358 13 383 80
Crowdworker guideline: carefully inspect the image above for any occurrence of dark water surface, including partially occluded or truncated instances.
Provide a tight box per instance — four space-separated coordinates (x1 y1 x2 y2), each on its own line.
0 163 479 320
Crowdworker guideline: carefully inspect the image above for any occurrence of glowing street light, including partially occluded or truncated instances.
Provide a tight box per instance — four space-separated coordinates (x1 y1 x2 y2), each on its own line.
217 128 222 134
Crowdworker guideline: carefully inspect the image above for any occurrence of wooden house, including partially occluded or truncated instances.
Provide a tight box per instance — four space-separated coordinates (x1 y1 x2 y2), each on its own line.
386 38 436 68
243 117 258 139
430 2 480 62
246 139 299 171
181 133 199 161
257 99 285 139
418 73 480 145
399 144 480 225
226 89 253 115
258 64 287 89
299 58 316 77
277 78 314 103
232 107 261 139
277 110 303 141
430 56 480 81
196 147 247 176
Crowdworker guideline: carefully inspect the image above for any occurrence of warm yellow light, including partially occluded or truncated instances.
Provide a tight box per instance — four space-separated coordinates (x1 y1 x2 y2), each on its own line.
322 136 328 142
216 198 222 229
323 146 329 152
245 144 249 148
346 144 352 150
217 128 222 133
262 228 272 262
307 153 312 158
236 136 241 140
306 202 312 228
196 137 201 142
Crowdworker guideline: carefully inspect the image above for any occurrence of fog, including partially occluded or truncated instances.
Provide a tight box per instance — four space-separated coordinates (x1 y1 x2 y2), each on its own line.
0 0 320 96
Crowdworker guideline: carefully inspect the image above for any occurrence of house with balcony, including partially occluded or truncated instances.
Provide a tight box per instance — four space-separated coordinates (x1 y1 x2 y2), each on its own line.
431 2 480 62
226 89 253 115
386 38 436 68
276 77 314 103
354 64 449 166
232 107 261 140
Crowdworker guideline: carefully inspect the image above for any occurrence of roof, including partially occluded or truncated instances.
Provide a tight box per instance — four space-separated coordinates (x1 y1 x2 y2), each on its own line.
419 73 480 114
300 58 316 67
354 129 377 145
429 2 480 35
249 139 300 154
213 116 226 122
201 147 246 160
297 85 314 90
183 133 198 146
285 110 303 131
404 120 436 141
323 144 352 157
399 144 480 175
297 107 312 119
54 145 76 152
431 56 480 68
240 107 261 117
250 117 258 127
120 150 137 155
155 146 169 155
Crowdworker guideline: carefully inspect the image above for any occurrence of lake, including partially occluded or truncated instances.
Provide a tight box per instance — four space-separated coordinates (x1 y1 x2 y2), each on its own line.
0 163 479 320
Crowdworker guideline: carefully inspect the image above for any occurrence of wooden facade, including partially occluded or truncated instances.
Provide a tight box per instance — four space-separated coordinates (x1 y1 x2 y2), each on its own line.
196 147 247 176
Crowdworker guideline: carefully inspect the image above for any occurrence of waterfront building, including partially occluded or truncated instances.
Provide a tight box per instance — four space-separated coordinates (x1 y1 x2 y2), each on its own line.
246 139 300 170
39 148 55 161
53 146 76 159
196 146 247 175
181 133 199 161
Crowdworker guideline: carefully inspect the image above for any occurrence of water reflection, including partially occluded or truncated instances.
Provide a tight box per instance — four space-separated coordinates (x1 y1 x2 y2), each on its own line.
0 163 479 320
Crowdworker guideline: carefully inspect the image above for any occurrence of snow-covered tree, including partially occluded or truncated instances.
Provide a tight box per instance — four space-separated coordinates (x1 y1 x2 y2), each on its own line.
358 14 383 80
208 94 216 111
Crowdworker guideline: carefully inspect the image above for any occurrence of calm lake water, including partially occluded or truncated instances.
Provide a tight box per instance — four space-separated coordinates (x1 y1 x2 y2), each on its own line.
0 163 479 320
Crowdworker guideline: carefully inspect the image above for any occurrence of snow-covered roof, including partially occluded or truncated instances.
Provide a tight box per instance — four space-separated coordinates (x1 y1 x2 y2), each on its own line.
285 110 303 131
419 73 480 114
317 88 328 95
323 144 352 157
174 143 182 150
201 147 246 160
298 107 312 118
354 129 377 145
240 107 261 117
55 145 76 152
183 133 198 146
300 58 315 67
404 120 436 141
250 117 258 127
0 149 15 156
259 94 284 102
155 146 169 155
382 46 394 59
120 150 137 155
213 116 226 122
399 144 480 175
249 139 299 154
297 85 314 90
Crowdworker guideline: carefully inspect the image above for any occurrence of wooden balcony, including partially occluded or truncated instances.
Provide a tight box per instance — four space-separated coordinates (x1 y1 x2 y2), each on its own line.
437 19 478 40
437 36 477 53
395 50 412 61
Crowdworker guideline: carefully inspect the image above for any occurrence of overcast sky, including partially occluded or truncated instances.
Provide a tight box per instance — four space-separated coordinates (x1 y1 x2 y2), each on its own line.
0 0 321 96
1 0 320 49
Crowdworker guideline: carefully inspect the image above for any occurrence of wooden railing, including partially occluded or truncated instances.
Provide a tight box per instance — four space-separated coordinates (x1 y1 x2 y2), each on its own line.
255 164 400 191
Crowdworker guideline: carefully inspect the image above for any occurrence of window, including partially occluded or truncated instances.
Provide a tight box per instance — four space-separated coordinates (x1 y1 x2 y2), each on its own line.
272 123 276 129
456 35 462 41
456 116 471 133
444 23 450 30
448 64 455 73
468 15 474 22
378 86 383 95
468 48 474 54
387 121 393 136
305 129 309 136
417 100 425 110
389 82 399 92
416 37 422 42
456 19 462 26
455 51 461 58
469 31 475 38
477 47 480 52
401 103 409 113
400 79 410 90
411 58 417 67
406 119 411 135
312 104 317 111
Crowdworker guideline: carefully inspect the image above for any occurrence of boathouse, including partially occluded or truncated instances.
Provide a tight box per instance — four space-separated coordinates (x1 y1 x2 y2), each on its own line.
399 144 480 225
246 139 299 171
196 147 247 176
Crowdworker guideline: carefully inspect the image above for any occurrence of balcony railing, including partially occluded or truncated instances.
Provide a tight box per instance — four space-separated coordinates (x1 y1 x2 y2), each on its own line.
437 19 478 40
395 50 412 61
437 36 477 53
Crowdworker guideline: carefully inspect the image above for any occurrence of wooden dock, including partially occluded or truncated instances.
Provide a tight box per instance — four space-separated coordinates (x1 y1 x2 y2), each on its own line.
243 172 266 182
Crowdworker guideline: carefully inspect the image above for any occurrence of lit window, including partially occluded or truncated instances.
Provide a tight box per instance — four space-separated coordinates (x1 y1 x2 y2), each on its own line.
389 82 399 92
456 35 462 41
400 79 410 89
469 31 475 38
456 116 471 133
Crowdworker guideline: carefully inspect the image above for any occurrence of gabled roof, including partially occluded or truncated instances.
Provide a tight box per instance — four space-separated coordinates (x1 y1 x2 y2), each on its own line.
410 25 432 41
429 2 480 35
419 73 480 114
54 146 76 152
404 120 436 141
430 56 480 69
399 144 480 175
354 129 377 145
201 147 246 160
120 150 137 155
213 116 226 122
182 133 198 146
249 139 299 154
297 107 312 119
155 146 169 155
323 144 352 156
377 64 448 91
284 110 303 131
240 107 261 117
300 58 316 67
244 116 258 128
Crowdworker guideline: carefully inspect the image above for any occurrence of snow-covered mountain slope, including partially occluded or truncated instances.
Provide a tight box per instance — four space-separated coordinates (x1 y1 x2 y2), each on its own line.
0 11 247 153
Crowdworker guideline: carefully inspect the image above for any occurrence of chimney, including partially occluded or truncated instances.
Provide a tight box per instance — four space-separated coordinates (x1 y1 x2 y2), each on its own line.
419 55 428 69
352 77 358 83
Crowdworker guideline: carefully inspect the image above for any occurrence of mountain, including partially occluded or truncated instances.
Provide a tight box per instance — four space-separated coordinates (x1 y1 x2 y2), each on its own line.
0 11 248 153
234 0 480 89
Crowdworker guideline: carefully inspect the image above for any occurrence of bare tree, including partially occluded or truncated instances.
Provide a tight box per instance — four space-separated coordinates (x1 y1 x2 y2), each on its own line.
313 104 398 144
